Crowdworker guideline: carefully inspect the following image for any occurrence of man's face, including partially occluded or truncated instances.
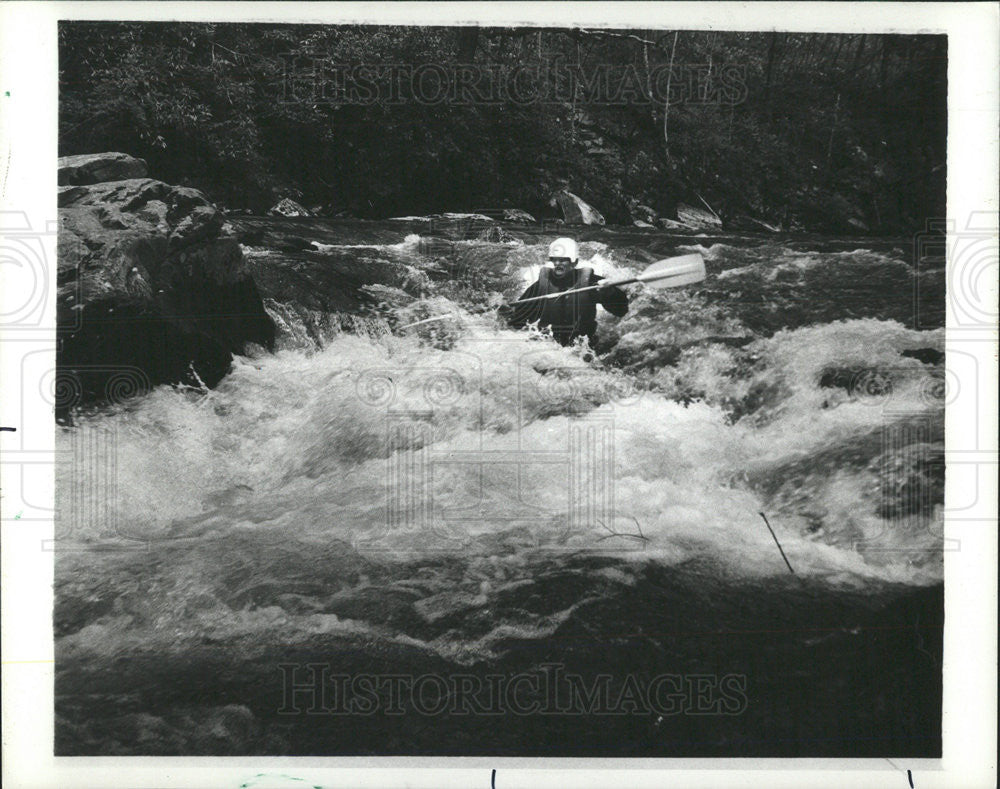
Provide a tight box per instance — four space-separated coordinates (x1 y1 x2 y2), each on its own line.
549 257 575 278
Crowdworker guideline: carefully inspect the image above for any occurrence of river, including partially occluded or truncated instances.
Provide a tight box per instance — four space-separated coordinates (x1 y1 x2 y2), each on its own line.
55 218 945 756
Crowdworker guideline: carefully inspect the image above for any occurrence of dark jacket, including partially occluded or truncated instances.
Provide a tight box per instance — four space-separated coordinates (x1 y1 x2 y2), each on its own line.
508 266 629 346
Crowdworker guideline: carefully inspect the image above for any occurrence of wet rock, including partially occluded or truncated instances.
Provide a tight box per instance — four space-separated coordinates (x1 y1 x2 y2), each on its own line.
658 217 696 231
57 158 275 409
169 204 224 249
502 208 536 223
268 197 313 217
552 191 606 225
677 203 722 229
57 152 148 186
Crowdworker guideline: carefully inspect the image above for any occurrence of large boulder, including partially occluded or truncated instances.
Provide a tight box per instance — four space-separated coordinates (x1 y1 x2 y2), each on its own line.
552 191 606 226
57 158 275 411
57 152 149 186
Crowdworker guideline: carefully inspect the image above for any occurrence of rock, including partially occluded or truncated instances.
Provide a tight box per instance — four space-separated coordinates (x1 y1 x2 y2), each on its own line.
552 191 605 225
439 212 494 223
57 152 148 186
267 197 313 217
657 217 696 231
58 161 275 411
502 208 536 223
169 204 224 248
676 203 723 229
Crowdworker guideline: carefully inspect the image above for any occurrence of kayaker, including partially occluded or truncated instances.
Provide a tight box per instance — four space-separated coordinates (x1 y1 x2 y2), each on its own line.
508 237 629 347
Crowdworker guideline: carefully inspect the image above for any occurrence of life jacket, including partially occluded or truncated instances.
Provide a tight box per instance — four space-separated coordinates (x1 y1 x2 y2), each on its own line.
534 266 597 343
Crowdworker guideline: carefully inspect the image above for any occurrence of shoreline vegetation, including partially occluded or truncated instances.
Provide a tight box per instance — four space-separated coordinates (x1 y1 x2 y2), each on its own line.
59 24 946 236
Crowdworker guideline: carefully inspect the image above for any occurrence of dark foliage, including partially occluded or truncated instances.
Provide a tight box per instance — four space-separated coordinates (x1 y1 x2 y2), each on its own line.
59 23 946 233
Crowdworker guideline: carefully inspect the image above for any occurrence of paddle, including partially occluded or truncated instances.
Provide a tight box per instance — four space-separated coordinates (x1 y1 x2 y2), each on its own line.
397 253 705 330
508 253 706 306
397 311 462 330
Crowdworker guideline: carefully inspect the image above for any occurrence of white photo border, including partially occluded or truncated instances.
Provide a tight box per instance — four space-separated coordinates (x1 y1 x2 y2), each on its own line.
1 2 996 788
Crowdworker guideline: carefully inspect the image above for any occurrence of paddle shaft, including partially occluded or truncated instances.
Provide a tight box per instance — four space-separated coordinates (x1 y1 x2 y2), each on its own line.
510 254 703 306
403 274 638 326
401 254 703 328
510 276 640 306
399 278 632 328
399 313 458 329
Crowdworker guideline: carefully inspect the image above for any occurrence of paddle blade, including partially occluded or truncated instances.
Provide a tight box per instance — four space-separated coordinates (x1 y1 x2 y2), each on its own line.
636 253 705 289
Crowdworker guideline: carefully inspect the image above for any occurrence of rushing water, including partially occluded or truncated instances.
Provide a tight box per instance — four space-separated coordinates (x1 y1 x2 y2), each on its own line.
55 221 945 756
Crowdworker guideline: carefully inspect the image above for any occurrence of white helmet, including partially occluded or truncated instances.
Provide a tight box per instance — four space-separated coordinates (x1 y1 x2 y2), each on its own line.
548 237 578 262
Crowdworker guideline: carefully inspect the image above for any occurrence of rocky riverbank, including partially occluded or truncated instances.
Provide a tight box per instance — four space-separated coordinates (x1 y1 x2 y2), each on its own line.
57 153 275 414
